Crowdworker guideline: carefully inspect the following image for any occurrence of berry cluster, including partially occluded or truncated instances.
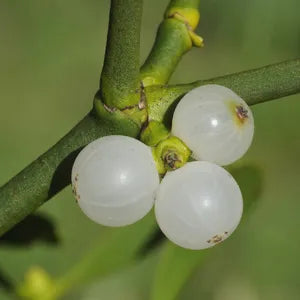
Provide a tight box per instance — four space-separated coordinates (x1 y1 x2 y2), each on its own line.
71 84 254 250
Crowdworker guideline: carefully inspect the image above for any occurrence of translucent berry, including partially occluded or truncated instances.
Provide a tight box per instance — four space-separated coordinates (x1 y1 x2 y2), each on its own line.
172 84 254 165
72 135 160 227
155 161 243 250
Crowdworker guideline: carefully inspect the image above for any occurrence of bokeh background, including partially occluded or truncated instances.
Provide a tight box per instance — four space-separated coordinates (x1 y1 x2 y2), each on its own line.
0 0 300 299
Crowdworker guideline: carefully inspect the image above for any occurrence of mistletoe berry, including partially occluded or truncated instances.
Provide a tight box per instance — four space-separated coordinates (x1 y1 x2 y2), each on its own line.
71 135 160 227
155 161 243 250
172 84 254 166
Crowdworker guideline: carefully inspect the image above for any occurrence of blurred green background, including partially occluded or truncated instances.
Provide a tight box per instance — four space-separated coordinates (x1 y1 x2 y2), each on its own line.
0 0 299 299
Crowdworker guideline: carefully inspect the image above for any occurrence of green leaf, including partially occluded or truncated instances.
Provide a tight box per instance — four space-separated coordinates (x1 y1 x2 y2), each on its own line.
150 241 208 300
63 246 160 300
56 211 157 297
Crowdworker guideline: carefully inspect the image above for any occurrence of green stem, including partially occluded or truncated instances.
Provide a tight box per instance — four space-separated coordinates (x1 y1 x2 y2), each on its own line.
0 59 299 236
100 0 143 109
140 0 202 86
0 111 140 236
146 59 300 123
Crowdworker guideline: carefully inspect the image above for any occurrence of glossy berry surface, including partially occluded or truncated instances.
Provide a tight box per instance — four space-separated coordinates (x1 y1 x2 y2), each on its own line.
172 84 254 166
155 161 243 250
72 135 160 227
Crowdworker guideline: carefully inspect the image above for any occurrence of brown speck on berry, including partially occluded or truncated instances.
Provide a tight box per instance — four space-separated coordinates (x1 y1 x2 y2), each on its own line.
72 181 80 203
207 232 229 244
235 105 248 123
72 186 77 196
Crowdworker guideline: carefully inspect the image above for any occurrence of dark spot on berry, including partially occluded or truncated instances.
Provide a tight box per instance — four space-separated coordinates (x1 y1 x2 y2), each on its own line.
208 234 224 244
235 105 248 123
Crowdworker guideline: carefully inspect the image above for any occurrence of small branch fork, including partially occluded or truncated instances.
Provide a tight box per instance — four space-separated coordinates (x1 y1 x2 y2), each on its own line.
140 0 203 86
0 0 299 236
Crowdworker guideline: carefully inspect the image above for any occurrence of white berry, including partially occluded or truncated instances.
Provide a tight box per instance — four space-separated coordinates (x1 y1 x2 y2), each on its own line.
155 161 243 250
172 84 254 166
72 135 160 227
